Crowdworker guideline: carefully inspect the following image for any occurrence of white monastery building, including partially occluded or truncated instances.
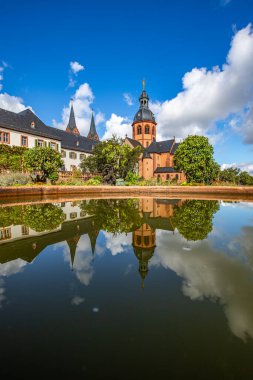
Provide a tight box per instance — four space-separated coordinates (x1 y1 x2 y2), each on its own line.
0 101 99 171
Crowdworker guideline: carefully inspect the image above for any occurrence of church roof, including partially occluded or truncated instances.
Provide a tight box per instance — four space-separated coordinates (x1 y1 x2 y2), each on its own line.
133 107 156 123
87 112 99 140
0 107 99 153
171 142 179 154
125 136 143 148
66 103 78 132
146 139 175 153
133 85 156 123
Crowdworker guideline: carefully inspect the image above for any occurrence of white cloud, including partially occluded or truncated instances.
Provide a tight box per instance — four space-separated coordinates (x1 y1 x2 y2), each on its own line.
103 232 132 255
0 92 33 113
102 113 132 140
0 61 33 113
152 229 253 340
68 61 85 88
148 24 253 143
221 162 253 174
53 82 102 136
123 93 134 106
70 61 85 74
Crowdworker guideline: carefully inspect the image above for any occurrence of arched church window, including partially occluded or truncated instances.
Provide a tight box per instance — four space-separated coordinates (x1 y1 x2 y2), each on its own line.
136 235 142 245
137 125 142 135
145 125 150 134
144 236 150 246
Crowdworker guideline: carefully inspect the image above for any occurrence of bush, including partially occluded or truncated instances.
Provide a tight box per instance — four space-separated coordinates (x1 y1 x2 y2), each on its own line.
86 176 103 186
125 172 141 185
0 172 31 186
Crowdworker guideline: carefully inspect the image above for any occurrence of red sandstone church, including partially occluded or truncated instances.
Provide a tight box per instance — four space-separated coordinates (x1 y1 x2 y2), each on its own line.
125 83 185 182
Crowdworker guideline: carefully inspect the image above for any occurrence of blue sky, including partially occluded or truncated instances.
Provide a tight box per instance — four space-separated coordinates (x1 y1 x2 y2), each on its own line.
1 0 253 171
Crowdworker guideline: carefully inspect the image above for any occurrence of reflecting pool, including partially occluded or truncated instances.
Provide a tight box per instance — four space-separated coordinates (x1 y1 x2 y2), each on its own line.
0 198 253 379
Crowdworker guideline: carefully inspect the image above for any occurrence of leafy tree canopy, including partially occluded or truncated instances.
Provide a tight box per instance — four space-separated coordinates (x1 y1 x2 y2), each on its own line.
174 135 220 184
79 199 142 234
0 145 28 172
80 136 142 184
172 200 220 241
24 147 63 182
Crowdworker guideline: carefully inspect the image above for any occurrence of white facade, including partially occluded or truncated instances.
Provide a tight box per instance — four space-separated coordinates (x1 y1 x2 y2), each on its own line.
0 201 91 244
0 126 91 171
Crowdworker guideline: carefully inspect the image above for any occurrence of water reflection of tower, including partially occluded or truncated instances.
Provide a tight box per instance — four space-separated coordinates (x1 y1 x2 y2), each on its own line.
132 198 181 287
132 199 156 288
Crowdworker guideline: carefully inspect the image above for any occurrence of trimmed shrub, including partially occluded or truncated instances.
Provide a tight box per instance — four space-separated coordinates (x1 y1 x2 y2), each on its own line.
0 172 31 186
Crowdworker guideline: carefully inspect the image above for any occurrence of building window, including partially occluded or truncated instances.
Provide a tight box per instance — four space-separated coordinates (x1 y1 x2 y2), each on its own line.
36 139 44 147
21 135 28 147
144 236 150 246
136 235 142 245
70 212 77 219
145 125 150 134
166 174 170 180
80 153 86 160
21 225 29 236
137 125 142 135
0 131 10 144
69 152 77 159
146 142 149 147
0 227 11 240
61 150 66 158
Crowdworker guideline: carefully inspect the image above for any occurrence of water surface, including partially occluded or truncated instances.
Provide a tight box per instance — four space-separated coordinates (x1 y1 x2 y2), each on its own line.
0 198 253 379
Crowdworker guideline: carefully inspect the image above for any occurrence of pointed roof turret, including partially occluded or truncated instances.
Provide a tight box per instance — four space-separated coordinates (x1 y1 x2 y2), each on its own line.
66 100 80 135
88 229 99 256
66 235 80 270
87 112 99 141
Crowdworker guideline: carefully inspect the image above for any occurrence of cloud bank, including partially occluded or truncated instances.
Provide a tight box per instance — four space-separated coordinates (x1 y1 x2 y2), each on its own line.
147 24 253 142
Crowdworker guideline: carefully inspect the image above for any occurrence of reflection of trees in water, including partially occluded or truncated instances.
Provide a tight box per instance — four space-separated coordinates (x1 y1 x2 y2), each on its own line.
0 204 65 232
172 200 220 241
79 199 142 234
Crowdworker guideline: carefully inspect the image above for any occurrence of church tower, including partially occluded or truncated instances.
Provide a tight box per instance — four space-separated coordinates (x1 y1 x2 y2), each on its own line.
66 100 80 135
87 112 99 141
132 80 157 148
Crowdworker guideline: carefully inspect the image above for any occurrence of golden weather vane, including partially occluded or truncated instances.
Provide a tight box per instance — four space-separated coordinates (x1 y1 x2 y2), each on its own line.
142 79 146 91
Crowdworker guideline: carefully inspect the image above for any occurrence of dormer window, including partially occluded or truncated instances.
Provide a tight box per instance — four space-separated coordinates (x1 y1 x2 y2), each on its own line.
76 140 79 147
31 121 35 128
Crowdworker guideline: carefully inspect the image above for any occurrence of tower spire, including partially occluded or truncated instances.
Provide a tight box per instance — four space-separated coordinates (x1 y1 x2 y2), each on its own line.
87 111 99 141
142 79 146 91
66 100 80 135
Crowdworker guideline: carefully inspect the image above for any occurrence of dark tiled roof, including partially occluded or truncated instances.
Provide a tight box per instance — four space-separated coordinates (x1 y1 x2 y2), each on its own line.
88 112 99 140
0 108 61 141
142 150 152 159
125 136 143 148
154 167 180 174
66 104 78 131
146 139 174 153
0 108 99 153
171 142 179 154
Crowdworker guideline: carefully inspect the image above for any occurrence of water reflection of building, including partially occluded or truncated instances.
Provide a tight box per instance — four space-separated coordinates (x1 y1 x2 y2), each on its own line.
0 199 183 286
133 198 183 287
0 202 99 268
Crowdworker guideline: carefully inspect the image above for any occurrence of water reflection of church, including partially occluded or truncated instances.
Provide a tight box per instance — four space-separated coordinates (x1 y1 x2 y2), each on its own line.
133 198 182 287
0 199 183 285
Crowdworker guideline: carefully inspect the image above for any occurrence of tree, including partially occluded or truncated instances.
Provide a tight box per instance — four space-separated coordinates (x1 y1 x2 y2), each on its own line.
174 135 220 184
24 147 63 182
79 199 142 234
219 167 240 184
80 136 142 184
23 204 65 232
0 145 28 172
239 171 253 185
172 200 220 241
